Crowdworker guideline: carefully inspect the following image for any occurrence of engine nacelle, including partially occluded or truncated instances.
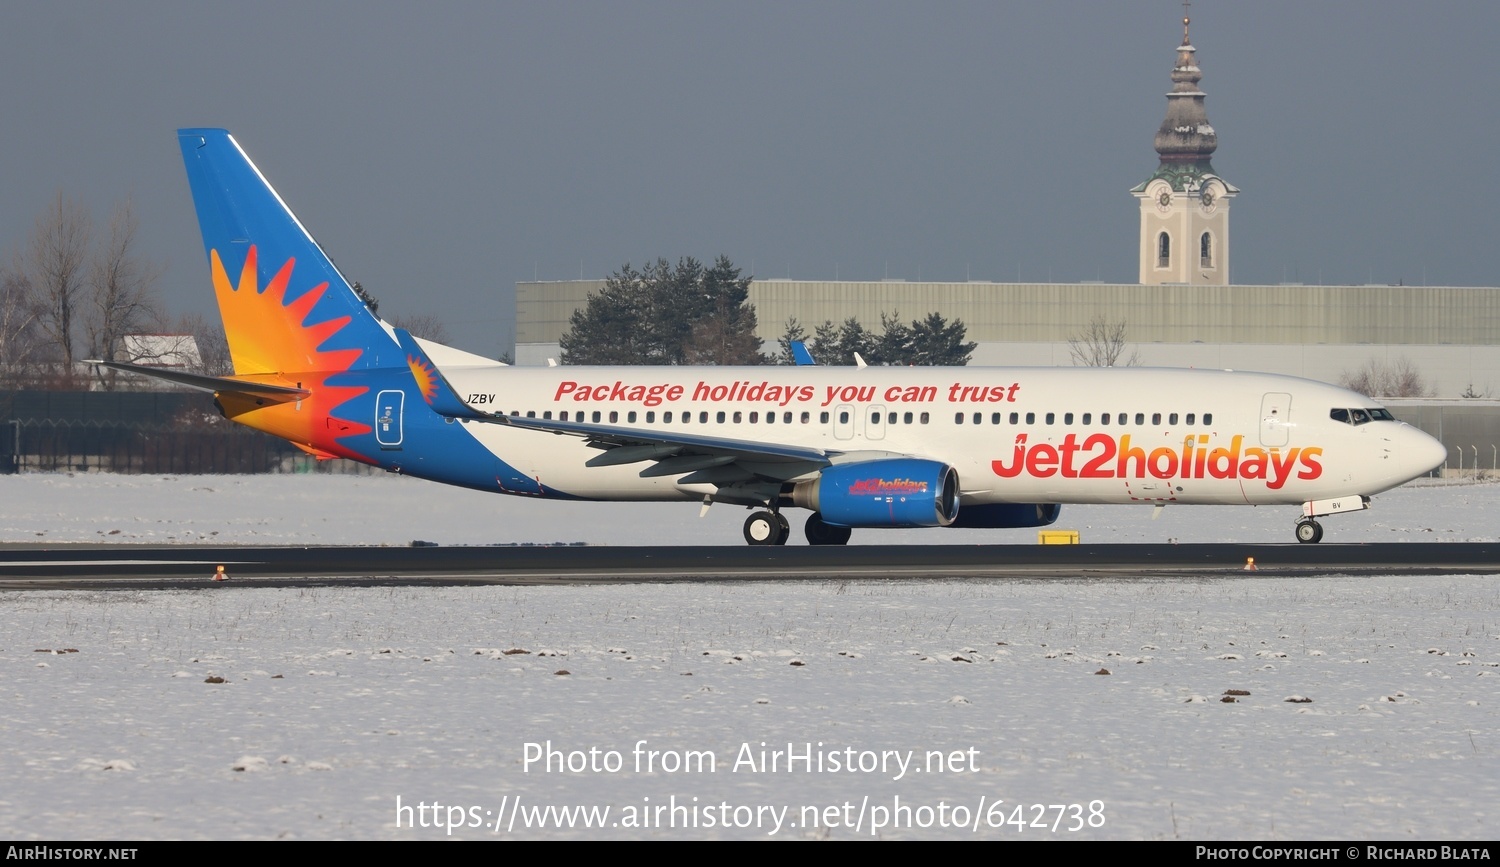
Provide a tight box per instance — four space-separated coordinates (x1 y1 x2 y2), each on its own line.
949 503 1061 529
792 458 959 528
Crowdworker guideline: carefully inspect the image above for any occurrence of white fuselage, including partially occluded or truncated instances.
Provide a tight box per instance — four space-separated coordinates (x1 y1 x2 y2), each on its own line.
429 364 1443 508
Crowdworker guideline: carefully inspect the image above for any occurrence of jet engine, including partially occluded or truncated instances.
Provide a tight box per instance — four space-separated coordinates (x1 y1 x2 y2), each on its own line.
791 458 959 528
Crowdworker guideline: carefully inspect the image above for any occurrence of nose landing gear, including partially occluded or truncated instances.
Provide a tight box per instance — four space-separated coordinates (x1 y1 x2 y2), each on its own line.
1294 518 1323 544
1294 495 1369 543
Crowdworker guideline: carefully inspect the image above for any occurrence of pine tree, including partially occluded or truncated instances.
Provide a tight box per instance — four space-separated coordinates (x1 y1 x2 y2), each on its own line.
560 256 764 365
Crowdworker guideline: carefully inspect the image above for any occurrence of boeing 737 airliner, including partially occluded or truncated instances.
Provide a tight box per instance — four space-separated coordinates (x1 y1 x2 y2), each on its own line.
99 130 1449 545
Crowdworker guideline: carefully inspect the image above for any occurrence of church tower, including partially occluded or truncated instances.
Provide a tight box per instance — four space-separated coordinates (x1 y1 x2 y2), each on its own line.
1131 13 1237 285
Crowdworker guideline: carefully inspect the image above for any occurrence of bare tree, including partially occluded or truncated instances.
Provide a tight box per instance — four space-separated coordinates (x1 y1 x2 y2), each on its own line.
1339 357 1432 398
176 313 233 377
1068 316 1140 367
24 193 92 373
387 313 452 346
0 265 45 383
85 201 163 388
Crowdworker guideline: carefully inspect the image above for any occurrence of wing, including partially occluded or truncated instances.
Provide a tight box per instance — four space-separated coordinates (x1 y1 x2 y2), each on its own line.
493 411 831 484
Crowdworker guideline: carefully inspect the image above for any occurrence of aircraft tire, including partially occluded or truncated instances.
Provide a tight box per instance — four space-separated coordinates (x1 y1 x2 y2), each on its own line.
805 512 852 546
1295 519 1323 544
744 511 780 546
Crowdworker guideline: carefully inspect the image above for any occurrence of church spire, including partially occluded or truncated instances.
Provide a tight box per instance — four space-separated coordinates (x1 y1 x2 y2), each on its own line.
1153 12 1217 164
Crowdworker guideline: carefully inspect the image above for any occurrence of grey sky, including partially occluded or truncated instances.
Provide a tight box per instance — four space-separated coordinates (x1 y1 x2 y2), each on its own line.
4 1 1497 358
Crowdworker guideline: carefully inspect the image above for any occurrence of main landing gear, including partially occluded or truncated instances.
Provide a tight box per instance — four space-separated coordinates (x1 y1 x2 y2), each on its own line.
742 510 853 546
1294 518 1324 544
743 510 790 546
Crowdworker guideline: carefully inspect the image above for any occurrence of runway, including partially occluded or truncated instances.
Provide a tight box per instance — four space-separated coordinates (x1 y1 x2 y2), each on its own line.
1 541 1497 588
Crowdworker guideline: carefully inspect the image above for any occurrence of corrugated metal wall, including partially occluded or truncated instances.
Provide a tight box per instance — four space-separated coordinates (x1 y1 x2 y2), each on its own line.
518 280 1500 345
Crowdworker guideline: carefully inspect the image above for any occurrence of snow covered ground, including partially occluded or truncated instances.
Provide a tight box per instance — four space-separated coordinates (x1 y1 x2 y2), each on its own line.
0 473 1497 840
1 470 1496 547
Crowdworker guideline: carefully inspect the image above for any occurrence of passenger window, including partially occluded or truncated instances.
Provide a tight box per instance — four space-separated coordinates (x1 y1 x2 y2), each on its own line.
1009 412 1019 424
992 413 1001 425
609 411 618 423
904 412 914 424
1169 413 1178 425
699 412 708 423
839 411 849 424
820 412 830 424
716 411 725 424
972 412 981 425
1101 413 1110 424
749 411 758 423
1186 413 1195 425
1025 412 1035 424
733 411 742 423
663 411 673 423
801 412 810 424
1082 413 1091 425
1203 413 1213 425
767 412 776 424
592 411 601 423
1045 412 1055 425
526 410 536 418
1064 412 1074 424
784 412 792 424
955 413 964 425
646 411 655 423
1135 413 1145 425
920 412 930 424
627 411 637 423
559 411 569 421
1152 413 1161 425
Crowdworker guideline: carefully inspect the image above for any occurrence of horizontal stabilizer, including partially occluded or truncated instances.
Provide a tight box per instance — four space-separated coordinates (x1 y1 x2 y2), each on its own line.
89 361 309 400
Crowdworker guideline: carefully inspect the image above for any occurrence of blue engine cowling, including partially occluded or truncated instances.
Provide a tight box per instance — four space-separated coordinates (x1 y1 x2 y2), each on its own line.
792 458 959 528
948 503 1061 529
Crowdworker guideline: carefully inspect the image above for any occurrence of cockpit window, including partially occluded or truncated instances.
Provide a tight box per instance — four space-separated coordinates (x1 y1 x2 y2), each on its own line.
1331 407 1396 426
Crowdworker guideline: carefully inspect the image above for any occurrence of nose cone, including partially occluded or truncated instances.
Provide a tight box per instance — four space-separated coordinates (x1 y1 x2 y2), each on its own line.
1401 425 1448 480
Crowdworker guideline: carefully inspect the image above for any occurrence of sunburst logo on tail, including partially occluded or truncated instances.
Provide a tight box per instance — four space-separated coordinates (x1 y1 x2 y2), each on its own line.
407 354 439 404
211 245 371 453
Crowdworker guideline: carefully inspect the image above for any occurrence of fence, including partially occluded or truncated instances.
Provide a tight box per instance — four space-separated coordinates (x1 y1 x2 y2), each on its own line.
0 390 377 476
3 418 315 474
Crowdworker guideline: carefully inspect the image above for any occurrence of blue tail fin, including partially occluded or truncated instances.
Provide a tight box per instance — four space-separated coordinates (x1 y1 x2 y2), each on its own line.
177 128 398 375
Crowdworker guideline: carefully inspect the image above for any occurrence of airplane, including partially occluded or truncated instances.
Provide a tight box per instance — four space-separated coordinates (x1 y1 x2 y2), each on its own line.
99 129 1449 546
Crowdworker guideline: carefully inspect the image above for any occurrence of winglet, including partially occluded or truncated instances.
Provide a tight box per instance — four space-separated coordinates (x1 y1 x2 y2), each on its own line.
393 328 488 419
790 340 815 366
